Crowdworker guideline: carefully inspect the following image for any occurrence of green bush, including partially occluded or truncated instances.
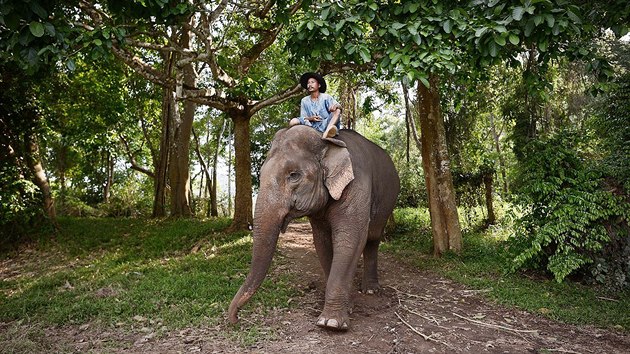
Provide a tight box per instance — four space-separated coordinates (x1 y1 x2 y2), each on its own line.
57 195 103 217
396 163 427 208
592 73 630 191
509 131 629 286
0 163 45 244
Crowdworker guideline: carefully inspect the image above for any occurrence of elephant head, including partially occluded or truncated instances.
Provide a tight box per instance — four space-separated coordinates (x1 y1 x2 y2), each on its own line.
228 126 354 324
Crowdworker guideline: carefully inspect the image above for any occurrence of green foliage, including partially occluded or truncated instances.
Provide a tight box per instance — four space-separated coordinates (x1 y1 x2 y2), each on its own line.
36 57 160 212
106 0 195 24
0 0 117 73
0 62 53 244
288 1 624 84
588 224 630 291
396 162 427 208
509 132 629 284
591 72 630 191
100 179 154 217
56 195 103 217
0 164 44 244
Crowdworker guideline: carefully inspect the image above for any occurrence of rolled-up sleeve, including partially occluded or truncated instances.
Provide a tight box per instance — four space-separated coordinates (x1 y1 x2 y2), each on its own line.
298 97 312 125
326 95 341 112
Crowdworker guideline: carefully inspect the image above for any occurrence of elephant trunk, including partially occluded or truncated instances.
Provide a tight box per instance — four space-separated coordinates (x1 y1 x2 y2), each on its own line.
228 200 283 324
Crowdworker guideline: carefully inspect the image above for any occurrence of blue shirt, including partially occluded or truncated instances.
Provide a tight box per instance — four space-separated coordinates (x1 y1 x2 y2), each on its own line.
299 93 341 133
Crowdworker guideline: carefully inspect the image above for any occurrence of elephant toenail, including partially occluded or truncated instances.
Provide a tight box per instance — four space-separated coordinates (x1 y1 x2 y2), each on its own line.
317 318 326 326
367 289 374 295
328 319 339 328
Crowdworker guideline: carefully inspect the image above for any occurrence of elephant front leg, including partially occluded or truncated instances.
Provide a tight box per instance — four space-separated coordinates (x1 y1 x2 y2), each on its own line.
316 229 367 331
310 218 333 282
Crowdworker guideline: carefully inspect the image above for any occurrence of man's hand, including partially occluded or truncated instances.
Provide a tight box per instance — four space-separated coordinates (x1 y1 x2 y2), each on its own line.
307 115 322 122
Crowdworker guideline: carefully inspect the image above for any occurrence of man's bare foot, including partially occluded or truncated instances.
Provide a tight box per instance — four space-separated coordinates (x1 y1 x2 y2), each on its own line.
323 125 337 138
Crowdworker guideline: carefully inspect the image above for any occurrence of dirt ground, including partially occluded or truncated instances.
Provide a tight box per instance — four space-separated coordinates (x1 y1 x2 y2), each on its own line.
4 222 630 353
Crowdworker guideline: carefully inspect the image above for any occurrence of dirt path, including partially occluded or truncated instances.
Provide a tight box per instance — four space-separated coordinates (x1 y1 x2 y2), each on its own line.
241 223 630 354
8 222 629 353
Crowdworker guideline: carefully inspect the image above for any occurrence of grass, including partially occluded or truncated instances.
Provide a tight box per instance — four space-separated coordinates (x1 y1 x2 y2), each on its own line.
0 217 297 340
382 207 630 332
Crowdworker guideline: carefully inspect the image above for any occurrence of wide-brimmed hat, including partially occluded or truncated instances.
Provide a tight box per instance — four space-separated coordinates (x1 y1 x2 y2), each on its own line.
300 72 327 93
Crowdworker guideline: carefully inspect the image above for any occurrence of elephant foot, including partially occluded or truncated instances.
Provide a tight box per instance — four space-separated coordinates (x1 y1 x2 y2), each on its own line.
361 282 382 295
317 316 349 331
316 310 349 331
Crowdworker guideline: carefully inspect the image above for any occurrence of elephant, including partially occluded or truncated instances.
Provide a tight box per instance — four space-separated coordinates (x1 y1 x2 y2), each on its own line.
228 125 400 330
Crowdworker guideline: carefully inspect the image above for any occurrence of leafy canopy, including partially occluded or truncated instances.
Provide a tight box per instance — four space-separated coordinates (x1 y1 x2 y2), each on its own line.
288 0 626 84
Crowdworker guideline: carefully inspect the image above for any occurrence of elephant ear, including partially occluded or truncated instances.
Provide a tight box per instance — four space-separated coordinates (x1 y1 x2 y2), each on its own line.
322 143 354 200
322 136 347 148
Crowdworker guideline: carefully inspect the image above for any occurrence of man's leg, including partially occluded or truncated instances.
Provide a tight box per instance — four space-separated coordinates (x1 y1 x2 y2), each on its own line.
323 110 340 138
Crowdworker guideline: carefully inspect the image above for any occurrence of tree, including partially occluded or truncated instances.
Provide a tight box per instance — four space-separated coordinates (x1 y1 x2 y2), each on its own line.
416 75 462 253
289 0 628 255
75 0 312 227
0 63 58 239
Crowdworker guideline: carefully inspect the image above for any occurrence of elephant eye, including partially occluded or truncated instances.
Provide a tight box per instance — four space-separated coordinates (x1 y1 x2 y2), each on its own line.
288 171 302 182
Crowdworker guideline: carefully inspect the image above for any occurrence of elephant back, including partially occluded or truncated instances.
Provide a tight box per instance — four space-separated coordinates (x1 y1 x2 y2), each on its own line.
336 129 400 200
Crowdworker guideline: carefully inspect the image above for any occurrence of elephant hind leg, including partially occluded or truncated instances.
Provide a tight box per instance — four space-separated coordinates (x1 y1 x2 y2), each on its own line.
361 238 381 294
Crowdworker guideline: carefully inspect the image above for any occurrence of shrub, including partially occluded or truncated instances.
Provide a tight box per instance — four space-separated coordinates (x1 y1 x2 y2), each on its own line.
591 73 630 191
587 221 630 291
396 162 427 208
57 195 103 217
508 131 629 286
0 163 46 244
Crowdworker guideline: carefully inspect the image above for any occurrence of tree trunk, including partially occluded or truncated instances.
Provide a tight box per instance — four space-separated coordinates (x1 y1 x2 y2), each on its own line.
203 121 211 205
25 132 57 225
192 127 213 215
401 80 413 162
211 157 218 216
514 47 541 160
229 111 253 231
58 145 67 205
104 151 113 203
168 62 196 217
483 172 496 225
417 76 462 256
198 167 204 199
339 74 357 130
153 85 173 217
488 112 508 195
227 123 233 217
210 117 226 217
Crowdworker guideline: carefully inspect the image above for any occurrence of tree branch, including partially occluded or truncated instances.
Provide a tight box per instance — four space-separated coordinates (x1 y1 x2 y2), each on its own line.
250 84 303 115
118 133 155 178
237 1 303 75
111 45 174 89
125 38 193 54
192 10 236 87
402 81 422 151
320 59 378 75
180 88 232 111
80 0 175 89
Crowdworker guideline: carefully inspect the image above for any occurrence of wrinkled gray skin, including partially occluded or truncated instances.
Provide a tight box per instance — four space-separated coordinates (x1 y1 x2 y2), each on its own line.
228 125 400 330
